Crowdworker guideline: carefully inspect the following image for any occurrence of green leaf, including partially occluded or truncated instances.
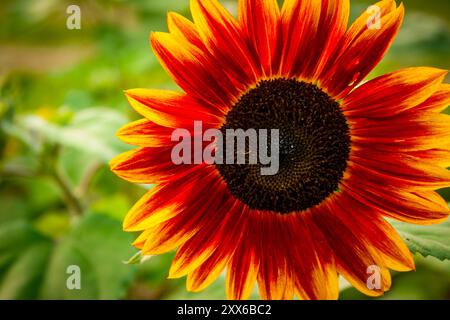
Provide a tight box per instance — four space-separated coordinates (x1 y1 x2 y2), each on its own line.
33 211 71 240
0 216 53 299
40 213 136 299
0 220 44 254
18 107 130 162
124 251 143 265
0 203 136 300
391 219 450 261
0 242 53 299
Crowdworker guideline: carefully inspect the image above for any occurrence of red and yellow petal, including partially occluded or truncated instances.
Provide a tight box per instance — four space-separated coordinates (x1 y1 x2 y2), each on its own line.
310 0 350 80
320 3 404 98
313 202 392 296
122 166 211 231
287 213 339 300
124 88 222 128
109 147 194 184
226 236 259 300
335 0 397 53
166 10 250 109
238 0 281 76
343 67 447 118
116 116 218 150
186 203 250 292
117 119 175 148
408 149 450 168
169 196 246 279
167 12 206 50
132 228 154 250
280 0 350 80
343 172 450 225
150 31 238 111
253 212 294 300
186 246 231 293
140 172 229 255
409 83 450 115
351 114 450 151
333 192 415 272
279 0 320 77
191 0 259 85
351 149 450 190
123 185 180 232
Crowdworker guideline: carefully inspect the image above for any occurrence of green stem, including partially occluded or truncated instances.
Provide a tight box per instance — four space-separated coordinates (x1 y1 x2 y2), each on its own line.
51 165 84 218
76 160 102 199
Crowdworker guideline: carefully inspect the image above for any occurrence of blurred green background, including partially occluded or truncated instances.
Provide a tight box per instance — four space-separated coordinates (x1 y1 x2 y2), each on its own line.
0 0 449 300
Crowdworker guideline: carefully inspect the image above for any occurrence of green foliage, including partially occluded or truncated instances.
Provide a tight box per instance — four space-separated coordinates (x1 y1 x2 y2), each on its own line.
0 183 137 299
16 107 131 162
0 242 53 299
0 196 137 299
40 213 136 299
0 197 53 299
391 219 450 261
340 256 450 300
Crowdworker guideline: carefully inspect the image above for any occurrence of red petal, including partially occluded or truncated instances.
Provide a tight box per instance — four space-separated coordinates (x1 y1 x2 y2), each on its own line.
311 0 350 79
313 201 392 296
287 213 339 300
351 114 450 151
169 196 246 279
167 12 206 50
351 149 450 189
238 0 281 76
150 31 238 112
226 223 259 300
187 203 249 292
191 0 259 85
343 67 447 118
122 165 211 231
117 119 175 147
407 149 450 168
343 175 450 225
110 147 196 184
279 0 320 77
255 212 294 300
320 3 404 98
139 170 228 254
124 88 223 127
408 84 450 115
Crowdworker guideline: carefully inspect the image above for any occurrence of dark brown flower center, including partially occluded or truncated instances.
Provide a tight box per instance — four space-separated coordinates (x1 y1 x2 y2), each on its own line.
216 78 351 214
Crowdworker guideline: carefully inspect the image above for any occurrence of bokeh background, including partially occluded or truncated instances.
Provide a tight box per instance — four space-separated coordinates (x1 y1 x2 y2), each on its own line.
0 0 449 300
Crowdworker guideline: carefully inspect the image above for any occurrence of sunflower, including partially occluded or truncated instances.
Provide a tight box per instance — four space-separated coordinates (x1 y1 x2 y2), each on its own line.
110 0 450 300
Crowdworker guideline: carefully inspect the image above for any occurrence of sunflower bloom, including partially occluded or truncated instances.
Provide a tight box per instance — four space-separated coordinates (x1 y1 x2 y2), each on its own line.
110 0 450 300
